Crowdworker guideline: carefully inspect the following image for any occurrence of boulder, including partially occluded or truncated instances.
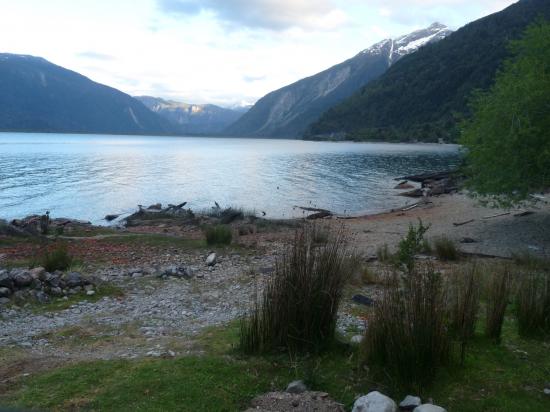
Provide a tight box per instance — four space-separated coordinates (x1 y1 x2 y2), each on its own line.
29 267 46 279
0 297 10 305
206 253 217 266
13 270 33 288
0 272 14 290
394 181 415 190
0 287 12 298
34 290 50 303
352 391 397 412
413 405 447 412
147 203 162 210
65 272 83 288
399 395 422 410
286 380 307 394
105 214 120 221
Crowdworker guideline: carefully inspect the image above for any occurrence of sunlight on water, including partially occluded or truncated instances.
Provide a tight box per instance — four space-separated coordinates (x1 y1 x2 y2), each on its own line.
0 133 461 223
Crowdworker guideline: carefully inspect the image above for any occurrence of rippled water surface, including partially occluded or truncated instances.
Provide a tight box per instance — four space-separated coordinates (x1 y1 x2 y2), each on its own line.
0 133 461 223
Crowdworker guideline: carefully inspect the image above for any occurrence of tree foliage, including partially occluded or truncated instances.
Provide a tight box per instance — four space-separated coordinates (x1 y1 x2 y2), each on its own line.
460 20 550 203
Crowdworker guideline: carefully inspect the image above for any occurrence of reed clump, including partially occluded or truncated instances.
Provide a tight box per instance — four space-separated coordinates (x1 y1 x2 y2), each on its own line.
515 272 550 337
239 226 354 354
484 265 512 343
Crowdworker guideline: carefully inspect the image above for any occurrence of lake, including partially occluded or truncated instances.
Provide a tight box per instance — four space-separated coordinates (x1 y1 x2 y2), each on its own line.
0 133 461 224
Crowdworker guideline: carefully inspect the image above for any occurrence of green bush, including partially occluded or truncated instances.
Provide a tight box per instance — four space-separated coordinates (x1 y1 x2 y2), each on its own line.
434 237 459 261
515 272 550 337
205 225 232 246
40 243 74 272
376 244 392 263
240 227 354 354
396 219 430 274
362 265 451 390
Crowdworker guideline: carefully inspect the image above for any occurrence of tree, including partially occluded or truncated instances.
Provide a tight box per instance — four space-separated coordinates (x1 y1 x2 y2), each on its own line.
460 20 550 205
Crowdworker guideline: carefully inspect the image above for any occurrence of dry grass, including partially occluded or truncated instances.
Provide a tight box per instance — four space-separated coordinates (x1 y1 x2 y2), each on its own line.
515 272 550 337
484 265 512 343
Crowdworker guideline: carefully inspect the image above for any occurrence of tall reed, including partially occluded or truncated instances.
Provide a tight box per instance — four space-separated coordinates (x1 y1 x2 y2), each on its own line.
485 265 512 343
240 226 354 354
515 272 550 337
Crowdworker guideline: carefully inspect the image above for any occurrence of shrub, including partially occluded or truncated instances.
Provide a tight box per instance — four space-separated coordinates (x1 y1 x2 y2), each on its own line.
485 266 512 343
515 272 550 337
40 243 74 272
240 227 354 354
205 225 232 246
447 264 481 363
433 237 459 261
376 244 392 263
396 219 430 274
362 265 451 390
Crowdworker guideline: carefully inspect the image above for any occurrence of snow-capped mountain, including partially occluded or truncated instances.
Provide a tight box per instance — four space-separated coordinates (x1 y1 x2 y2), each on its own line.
136 96 245 135
224 23 452 138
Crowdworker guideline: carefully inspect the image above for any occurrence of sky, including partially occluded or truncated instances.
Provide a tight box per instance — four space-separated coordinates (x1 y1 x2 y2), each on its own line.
0 0 517 107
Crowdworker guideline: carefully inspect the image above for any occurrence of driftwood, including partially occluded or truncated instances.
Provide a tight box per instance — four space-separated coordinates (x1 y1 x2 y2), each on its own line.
395 169 457 183
295 206 332 213
453 219 475 227
398 188 424 198
482 212 510 220
513 211 534 217
460 251 513 260
306 211 333 220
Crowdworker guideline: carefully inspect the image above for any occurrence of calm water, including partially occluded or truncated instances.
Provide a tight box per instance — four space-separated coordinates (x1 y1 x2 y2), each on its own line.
0 133 461 224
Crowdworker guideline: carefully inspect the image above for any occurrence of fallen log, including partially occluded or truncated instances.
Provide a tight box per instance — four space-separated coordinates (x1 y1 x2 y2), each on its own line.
395 169 457 183
306 211 333 220
513 211 534 217
295 205 332 213
482 212 510 220
453 219 475 227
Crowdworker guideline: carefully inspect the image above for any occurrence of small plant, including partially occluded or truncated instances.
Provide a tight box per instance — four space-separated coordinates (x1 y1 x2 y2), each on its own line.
362 265 451 390
515 272 550 337
396 219 430 274
205 225 232 246
40 243 74 272
485 266 512 343
240 227 354 354
433 237 459 261
447 264 481 363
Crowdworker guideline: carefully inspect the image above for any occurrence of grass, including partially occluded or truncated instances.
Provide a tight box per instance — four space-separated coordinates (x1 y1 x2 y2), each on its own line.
515 272 550 337
39 243 74 272
485 265 512 343
240 227 354 354
205 225 233 246
433 236 459 261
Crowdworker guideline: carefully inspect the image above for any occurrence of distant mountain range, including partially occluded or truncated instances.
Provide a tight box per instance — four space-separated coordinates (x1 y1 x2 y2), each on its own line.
0 54 172 135
224 23 452 138
307 0 550 142
136 96 244 135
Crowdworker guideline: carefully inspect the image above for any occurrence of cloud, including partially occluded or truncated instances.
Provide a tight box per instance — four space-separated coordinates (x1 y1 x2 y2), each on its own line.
243 74 266 82
157 0 348 31
77 51 115 61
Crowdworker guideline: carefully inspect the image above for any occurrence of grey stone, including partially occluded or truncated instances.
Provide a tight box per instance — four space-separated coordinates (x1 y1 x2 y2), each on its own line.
0 297 10 305
34 291 50 304
206 253 217 266
0 272 14 290
543 388 550 396
352 391 397 412
29 267 46 279
413 405 447 412
65 272 83 288
0 287 12 298
49 287 63 297
13 271 33 288
350 335 364 344
286 380 307 394
86 290 96 296
399 395 422 410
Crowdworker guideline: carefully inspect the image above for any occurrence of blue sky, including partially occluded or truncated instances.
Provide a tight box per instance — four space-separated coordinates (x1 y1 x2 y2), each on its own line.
0 0 516 107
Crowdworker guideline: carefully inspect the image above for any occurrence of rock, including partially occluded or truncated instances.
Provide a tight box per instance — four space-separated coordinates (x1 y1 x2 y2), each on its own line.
86 290 96 296
13 271 33 288
352 391 397 412
65 272 83 288
460 237 477 244
147 203 162 210
29 267 46 279
206 253 217 266
394 181 415 190
286 380 307 394
352 294 375 306
0 297 10 305
105 214 120 221
0 272 14 290
543 388 550 396
161 266 193 279
399 395 422 410
34 290 50 303
350 335 364 344
413 405 447 412
47 274 62 288
49 287 63 297
0 287 12 298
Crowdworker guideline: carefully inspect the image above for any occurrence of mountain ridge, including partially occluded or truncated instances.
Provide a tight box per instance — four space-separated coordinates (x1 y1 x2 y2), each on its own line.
224 23 452 138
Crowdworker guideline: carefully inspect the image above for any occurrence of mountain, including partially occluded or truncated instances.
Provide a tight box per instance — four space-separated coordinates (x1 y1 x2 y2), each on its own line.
224 23 451 138
136 96 245 135
0 54 173 135
307 0 550 142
